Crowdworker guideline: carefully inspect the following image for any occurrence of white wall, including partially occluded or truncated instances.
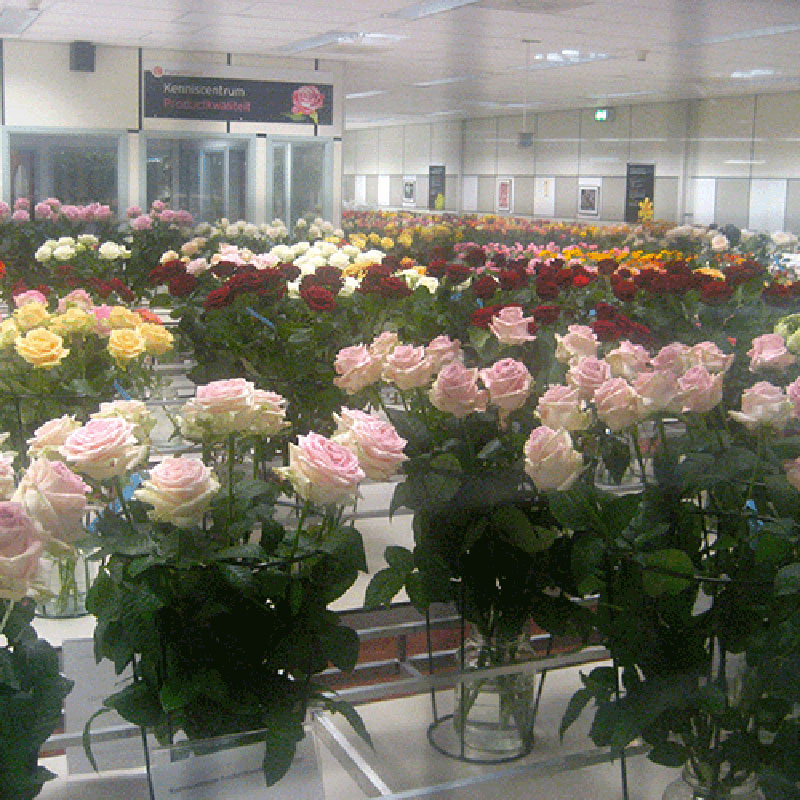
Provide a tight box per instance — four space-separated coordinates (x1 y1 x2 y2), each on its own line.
343 91 800 232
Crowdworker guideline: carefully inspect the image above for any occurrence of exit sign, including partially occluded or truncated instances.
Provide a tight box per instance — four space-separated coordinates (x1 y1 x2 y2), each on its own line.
594 107 610 121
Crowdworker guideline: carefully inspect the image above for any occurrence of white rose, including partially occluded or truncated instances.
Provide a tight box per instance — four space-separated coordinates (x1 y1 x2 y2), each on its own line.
52 244 75 261
416 276 439 293
293 241 311 255
710 233 729 252
57 237 76 247
328 251 350 269
34 245 52 262
98 241 122 260
338 277 360 297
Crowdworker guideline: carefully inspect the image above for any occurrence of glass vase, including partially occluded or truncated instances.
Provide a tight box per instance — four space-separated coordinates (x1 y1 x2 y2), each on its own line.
662 765 763 800
37 551 95 618
451 630 536 761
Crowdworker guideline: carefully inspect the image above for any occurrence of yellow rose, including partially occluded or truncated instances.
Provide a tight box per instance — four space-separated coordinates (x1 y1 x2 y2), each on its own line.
108 306 143 330
15 328 70 368
14 302 50 331
49 308 96 337
368 232 381 245
137 323 174 356
107 328 146 364
0 319 19 348
397 233 413 248
380 237 394 251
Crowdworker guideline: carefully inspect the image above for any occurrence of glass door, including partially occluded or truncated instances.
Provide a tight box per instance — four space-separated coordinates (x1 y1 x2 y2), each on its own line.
271 140 332 227
200 148 226 222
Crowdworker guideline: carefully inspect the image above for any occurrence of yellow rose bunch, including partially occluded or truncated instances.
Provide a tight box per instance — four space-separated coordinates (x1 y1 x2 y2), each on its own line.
14 328 70 369
107 328 147 365
108 306 143 330
136 323 174 356
48 308 96 337
14 302 50 332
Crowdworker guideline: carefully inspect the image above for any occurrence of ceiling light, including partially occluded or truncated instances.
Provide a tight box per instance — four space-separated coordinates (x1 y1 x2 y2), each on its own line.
724 159 766 165
591 90 651 99
512 51 609 71
429 109 463 115
684 23 800 46
0 6 40 36
346 90 388 99
730 68 776 79
413 75 471 87
278 31 405 54
386 0 479 20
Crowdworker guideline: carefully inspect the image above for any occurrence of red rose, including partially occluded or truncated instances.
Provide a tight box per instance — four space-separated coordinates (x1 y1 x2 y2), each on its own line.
470 304 502 328
591 319 621 341
211 260 238 279
292 84 325 116
445 263 471 283
532 304 561 324
108 277 136 302
377 276 412 298
303 267 342 294
472 274 499 299
34 284 52 296
535 279 560 300
763 282 795 305
204 285 232 310
612 281 637 302
593 302 619 320
700 281 733 304
572 274 591 289
464 247 486 268
498 269 526 291
625 321 654 346
427 258 448 278
280 262 301 281
300 284 337 311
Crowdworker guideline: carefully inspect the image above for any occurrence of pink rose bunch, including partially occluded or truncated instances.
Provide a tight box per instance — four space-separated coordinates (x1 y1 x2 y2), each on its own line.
523 427 584 492
131 214 153 231
333 408 407 480
478 358 532 422
429 361 488 417
60 417 146 481
383 345 436 390
276 432 365 505
676 366 723 413
126 205 143 218
0 502 44 600
729 382 792 431
488 306 536 346
34 202 53 220
555 325 598 364
333 345 383 394
594 378 643 432
134 457 220 528
535 385 590 432
11 210 30 223
567 357 613 400
747 334 796 372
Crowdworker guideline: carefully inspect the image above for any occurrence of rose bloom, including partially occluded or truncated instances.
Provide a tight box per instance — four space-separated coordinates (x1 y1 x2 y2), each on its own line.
292 84 325 115
488 306 536 346
690 341 734 373
136 322 174 356
134 457 220 528
567 357 613 400
12 458 90 546
49 307 96 337
633 370 680 415
27 415 82 459
787 376 800 418
536 384 590 432
606 340 650 381
181 378 257 437
91 400 156 443
57 288 94 313
710 233 729 252
429 361 488 418
333 344 383 394
594 378 643 432
0 502 44 601
479 358 532 420
61 417 145 481
0 319 19 349
784 457 800 491
369 331 400 362
747 333 796 372
333 408 407 480
555 324 598 365
276 432 365 506
0 454 15 500
383 344 435 390
14 289 48 308
14 302 50 331
247 389 290 436
729 382 793 431
523 427 584 492
676 366 723 413
651 342 693 374
15 328 70 368
107 328 147 364
108 306 142 330
426 335 462 370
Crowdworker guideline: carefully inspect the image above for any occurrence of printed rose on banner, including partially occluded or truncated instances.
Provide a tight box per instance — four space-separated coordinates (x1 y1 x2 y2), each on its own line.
286 84 326 126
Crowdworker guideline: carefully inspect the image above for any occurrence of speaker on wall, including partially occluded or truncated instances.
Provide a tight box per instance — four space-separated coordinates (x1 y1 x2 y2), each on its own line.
69 41 95 72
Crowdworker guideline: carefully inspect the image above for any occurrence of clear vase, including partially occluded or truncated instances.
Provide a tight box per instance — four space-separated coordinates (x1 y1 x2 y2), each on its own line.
37 551 95 618
662 765 763 800
451 631 536 760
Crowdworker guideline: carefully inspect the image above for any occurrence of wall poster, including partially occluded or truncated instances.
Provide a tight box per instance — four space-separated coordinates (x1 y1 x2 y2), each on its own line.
625 163 655 223
402 175 417 207
429 165 446 210
578 184 600 216
496 178 513 213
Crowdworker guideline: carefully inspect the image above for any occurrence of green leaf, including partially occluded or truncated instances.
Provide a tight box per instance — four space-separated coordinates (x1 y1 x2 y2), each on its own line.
648 741 689 767
493 506 557 554
318 624 359 673
640 549 695 596
384 545 414 573
82 707 114 773
326 698 373 748
559 687 593 740
105 682 163 728
775 563 800 596
364 567 405 609
549 486 597 531
318 524 367 574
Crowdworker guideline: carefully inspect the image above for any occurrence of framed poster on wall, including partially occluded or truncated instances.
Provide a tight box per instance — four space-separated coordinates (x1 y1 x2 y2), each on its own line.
497 178 513 213
429 165 446 210
578 184 600 216
624 163 655 223
402 175 417 207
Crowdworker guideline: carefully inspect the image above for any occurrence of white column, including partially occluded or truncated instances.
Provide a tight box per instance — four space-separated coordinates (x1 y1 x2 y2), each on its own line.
254 135 268 225
127 132 141 210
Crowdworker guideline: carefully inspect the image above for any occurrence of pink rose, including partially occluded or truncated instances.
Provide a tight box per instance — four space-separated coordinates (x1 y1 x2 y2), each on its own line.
633 370 679 415
383 344 435 390
14 197 29 211
60 205 82 222
787 376 800 418
676 366 723 413
276 432 365 505
479 358 532 420
0 502 44 600
333 408 407 480
92 305 114 336
523 427 583 492
13 459 90 546
605 340 650 381
34 202 52 220
13 290 47 308
186 257 210 276
248 390 289 436
27 415 83 461
651 343 692 374
11 209 29 223
535 385 589 432
747 334 796 372
728 381 792 431
426 335 462 370
180 378 257 436
369 331 399 362
126 205 142 218
784 457 800 491
333 344 383 394
195 378 254 414
134 457 220 528
58 289 93 313
0 454 15 500
594 378 642 432
555 325 598 364
151 200 167 212
488 306 536 346
292 85 325 116
131 214 152 231
567 357 613 400
690 341 734 373
61 418 145 481
429 361 488 418
0 202 9 219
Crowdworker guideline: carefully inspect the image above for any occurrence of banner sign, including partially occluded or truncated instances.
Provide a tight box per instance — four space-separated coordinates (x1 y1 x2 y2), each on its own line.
144 70 333 125
625 163 655 222
428 165 445 210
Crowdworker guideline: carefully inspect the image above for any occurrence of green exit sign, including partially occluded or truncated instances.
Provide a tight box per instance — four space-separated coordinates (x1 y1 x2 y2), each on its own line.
594 107 610 121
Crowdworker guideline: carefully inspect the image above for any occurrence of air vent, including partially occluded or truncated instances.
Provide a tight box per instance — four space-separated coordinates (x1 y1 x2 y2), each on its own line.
480 0 592 13
517 131 533 148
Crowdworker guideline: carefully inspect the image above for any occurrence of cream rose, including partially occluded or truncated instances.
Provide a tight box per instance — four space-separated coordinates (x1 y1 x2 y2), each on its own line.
523 427 583 492
567 357 613 400
383 345 435 390
180 378 256 437
91 400 156 443
333 408 407 481
555 325 598 364
0 454 15 500
488 306 536 346
594 378 643 432
0 319 19 348
108 306 142 330
248 390 290 436
0 502 44 600
689 341 734 373
728 381 792 431
61 418 146 481
14 302 50 331
15 328 70 368
479 358 532 421
27 415 82 460
535 385 590 432
676 366 723 413
606 341 650 381
49 307 96 337
747 333 796 372
633 370 680 416
369 331 400 362
429 361 488 418
275 433 365 506
333 345 383 394
134 457 220 528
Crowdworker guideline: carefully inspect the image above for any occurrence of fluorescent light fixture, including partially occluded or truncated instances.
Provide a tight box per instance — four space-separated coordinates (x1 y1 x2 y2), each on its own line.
429 109 464 116
387 0 479 21
513 51 609 70
413 75 471 87
0 6 40 36
724 159 766 165
591 90 651 99
346 90 388 99
683 23 800 46
730 68 776 79
279 31 405 54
